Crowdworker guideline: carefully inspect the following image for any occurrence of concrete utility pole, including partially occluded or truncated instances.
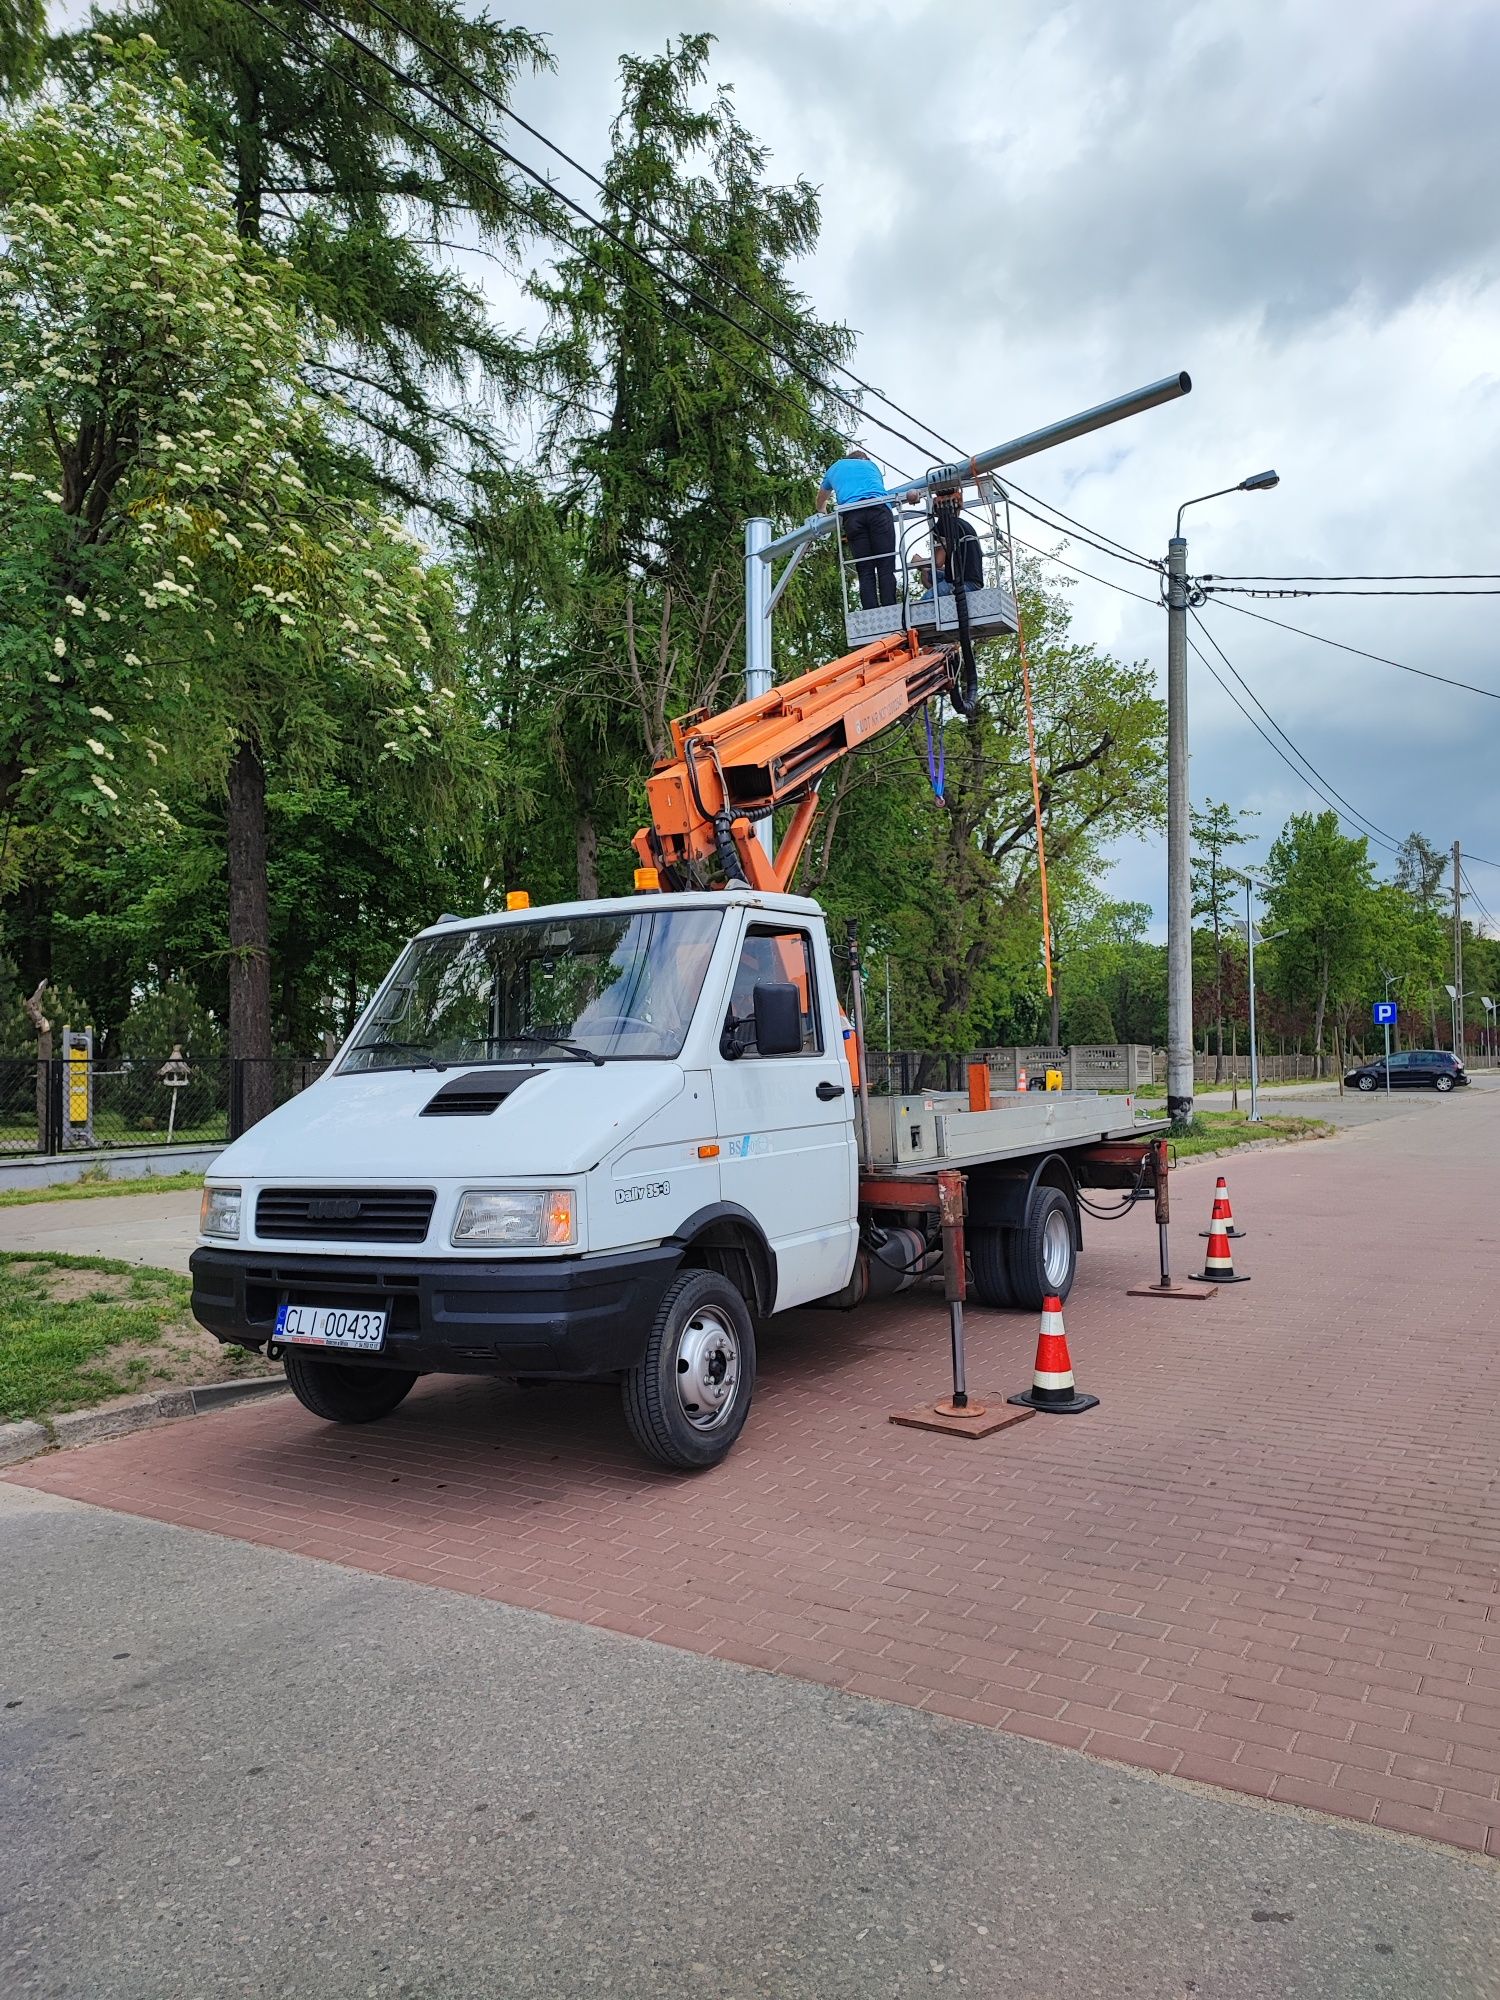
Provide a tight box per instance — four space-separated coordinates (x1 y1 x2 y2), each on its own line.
1166 469 1280 1128
1452 839 1465 1060
1165 538 1192 1126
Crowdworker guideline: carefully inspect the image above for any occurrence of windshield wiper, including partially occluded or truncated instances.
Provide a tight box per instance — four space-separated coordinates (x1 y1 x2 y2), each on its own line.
500 1034 606 1067
359 1040 448 1071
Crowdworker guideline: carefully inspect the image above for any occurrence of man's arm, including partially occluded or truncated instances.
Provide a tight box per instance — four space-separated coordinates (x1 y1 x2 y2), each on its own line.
816 483 834 514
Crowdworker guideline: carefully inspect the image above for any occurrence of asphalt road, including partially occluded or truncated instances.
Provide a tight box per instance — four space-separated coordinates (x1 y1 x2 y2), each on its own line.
2 1481 1496 2000
1151 1068 1500 1131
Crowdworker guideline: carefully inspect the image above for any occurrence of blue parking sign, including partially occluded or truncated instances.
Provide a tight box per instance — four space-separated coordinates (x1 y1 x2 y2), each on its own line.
1373 1001 1397 1025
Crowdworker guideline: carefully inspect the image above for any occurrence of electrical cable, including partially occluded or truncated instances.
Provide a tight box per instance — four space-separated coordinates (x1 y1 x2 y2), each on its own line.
355 0 974 471
242 0 1159 576
1207 585 1500 598
266 0 961 467
1185 633 1403 853
1189 611 1403 852
1203 594 1500 704
359 0 1168 574
1205 572 1500 583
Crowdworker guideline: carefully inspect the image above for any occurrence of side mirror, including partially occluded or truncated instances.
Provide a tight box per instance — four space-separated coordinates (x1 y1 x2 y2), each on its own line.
752 982 802 1058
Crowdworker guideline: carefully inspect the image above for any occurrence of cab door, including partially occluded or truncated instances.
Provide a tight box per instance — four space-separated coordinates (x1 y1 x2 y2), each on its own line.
711 921 858 1311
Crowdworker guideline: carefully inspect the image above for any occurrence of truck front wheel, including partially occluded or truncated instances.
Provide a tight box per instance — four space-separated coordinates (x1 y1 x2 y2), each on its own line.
623 1269 756 1470
1005 1186 1078 1311
283 1351 419 1424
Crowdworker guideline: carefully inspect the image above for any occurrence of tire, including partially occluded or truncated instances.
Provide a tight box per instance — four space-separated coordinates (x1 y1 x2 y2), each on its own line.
1435 1073 1455 1092
1005 1185 1078 1312
969 1224 1015 1308
622 1269 755 1470
283 1351 419 1424
1356 1074 1376 1092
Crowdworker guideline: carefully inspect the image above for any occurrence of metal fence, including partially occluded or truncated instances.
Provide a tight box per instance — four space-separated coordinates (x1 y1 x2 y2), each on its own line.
0 1056 328 1157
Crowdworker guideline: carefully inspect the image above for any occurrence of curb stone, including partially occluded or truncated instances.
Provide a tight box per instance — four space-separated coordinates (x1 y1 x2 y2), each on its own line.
0 1420 49 1469
1 1377 287 1468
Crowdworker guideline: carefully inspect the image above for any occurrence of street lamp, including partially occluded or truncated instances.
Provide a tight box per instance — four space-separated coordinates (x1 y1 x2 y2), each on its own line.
1166 469 1281 1127
1482 995 1494 1067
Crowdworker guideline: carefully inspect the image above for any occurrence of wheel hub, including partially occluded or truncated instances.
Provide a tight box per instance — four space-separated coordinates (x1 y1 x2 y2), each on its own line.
1042 1206 1073 1289
675 1307 740 1431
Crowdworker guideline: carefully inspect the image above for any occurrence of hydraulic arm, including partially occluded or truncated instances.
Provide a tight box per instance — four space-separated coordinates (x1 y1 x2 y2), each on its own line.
633 628 960 894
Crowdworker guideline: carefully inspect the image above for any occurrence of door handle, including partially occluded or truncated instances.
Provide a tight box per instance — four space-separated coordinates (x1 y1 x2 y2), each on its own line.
816 1081 846 1100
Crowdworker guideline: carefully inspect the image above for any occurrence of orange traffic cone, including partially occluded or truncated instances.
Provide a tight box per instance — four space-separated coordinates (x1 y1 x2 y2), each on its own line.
1008 1296 1099 1415
1197 1204 1250 1284
1198 1173 1246 1240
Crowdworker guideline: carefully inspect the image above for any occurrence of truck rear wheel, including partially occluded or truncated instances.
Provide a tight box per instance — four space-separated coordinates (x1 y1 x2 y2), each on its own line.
283 1351 419 1425
1005 1186 1078 1312
623 1269 756 1470
968 1225 1015 1308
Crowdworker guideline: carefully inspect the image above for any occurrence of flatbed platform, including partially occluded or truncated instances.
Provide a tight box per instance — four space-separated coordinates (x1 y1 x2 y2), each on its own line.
862 1088 1164 1173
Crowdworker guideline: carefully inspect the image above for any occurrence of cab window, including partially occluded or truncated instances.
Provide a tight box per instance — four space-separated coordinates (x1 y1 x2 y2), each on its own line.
724 926 821 1056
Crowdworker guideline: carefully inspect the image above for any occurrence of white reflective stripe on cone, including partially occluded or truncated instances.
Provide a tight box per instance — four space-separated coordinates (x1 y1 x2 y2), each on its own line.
1032 1369 1076 1390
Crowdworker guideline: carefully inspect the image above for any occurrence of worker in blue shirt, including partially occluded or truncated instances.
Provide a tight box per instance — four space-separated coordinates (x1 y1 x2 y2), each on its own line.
817 446 898 609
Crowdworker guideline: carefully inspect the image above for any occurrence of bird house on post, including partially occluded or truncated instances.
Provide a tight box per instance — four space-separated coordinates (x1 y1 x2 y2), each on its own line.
157 1044 192 1144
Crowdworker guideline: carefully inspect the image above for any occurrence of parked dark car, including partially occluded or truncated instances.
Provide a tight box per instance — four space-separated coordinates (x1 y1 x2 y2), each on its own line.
1344 1049 1468 1093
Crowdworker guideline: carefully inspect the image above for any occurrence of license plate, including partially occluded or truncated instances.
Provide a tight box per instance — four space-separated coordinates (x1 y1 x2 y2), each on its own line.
275 1303 388 1352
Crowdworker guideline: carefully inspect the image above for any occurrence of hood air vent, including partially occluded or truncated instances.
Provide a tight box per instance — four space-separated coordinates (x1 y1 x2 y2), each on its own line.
420 1068 535 1118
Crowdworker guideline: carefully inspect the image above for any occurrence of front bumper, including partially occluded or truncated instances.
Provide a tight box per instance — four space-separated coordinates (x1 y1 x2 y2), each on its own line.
189 1244 682 1380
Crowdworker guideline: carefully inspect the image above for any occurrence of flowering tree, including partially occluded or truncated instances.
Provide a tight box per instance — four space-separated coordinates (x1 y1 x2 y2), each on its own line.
0 55 498 1111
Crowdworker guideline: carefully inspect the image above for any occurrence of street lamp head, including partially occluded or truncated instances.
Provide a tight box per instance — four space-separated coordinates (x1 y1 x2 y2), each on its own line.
1239 469 1280 492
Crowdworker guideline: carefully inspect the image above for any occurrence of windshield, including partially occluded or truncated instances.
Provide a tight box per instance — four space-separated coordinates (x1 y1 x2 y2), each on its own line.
342 908 723 1070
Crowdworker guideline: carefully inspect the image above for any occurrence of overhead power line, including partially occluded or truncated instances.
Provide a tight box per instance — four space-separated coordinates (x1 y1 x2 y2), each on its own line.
1207 584 1500 598
246 0 1158 573
1204 594 1500 703
359 0 1165 572
1186 634 1402 855
254 0 941 460
1189 611 1401 853
354 0 966 465
1205 572 1500 583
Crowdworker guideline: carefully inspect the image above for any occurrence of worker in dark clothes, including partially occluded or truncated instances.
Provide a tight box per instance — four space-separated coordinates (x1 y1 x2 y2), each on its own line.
931 487 986 592
817 446 898 609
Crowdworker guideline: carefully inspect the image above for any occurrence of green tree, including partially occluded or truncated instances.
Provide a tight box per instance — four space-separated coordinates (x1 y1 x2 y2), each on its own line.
520 34 852 894
1262 811 1377 1074
1191 797 1255 1080
0 0 43 93
47 0 550 519
0 61 499 1112
1065 991 1117 1044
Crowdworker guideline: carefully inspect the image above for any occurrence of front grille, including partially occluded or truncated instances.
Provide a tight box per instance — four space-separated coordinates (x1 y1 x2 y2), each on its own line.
255 1187 436 1243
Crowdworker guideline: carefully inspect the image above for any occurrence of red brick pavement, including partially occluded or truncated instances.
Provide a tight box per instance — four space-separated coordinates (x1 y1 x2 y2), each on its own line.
11 1093 1500 1854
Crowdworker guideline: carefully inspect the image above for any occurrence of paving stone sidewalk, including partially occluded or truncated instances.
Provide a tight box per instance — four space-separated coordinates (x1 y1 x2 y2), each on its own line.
10 1088 1500 1854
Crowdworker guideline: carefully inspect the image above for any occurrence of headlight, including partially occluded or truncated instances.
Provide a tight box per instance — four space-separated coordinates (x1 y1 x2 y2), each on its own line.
452 1188 576 1248
200 1185 242 1239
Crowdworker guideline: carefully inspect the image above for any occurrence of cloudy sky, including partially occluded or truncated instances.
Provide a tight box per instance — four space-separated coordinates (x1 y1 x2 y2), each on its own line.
486 0 1500 934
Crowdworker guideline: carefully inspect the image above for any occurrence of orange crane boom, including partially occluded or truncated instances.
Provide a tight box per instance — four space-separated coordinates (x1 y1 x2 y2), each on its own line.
634 629 960 895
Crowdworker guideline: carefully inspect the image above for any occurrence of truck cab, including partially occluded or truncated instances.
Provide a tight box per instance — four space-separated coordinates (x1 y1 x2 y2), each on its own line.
191 889 858 1467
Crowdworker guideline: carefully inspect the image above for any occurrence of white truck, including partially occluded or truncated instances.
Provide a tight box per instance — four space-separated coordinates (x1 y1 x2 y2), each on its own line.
191 885 1163 1468
193 378 1196 1465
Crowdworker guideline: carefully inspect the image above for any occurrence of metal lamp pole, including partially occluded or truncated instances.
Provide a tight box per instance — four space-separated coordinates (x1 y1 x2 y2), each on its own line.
1382 971 1398 1099
1246 873 1260 1122
1167 470 1280 1128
